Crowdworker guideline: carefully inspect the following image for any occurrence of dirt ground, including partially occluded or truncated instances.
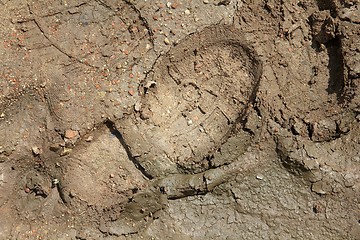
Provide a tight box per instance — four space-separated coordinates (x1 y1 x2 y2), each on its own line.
0 0 359 239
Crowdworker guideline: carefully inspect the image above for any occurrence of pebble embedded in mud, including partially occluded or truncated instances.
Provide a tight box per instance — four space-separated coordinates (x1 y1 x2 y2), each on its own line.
343 173 357 187
128 89 135 96
60 147 72 156
171 2 179 9
164 37 171 45
64 129 79 140
134 101 142 112
64 129 80 146
85 136 93 142
256 174 264 180
31 146 42 156
49 143 63 153
311 180 332 195
303 158 319 170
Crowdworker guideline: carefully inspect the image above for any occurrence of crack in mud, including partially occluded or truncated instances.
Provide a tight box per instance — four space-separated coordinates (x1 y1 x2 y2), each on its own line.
27 3 99 69
105 120 154 180
123 0 154 44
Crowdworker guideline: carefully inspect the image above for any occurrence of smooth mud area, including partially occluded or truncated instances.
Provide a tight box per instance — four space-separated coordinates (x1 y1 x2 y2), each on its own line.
0 0 359 239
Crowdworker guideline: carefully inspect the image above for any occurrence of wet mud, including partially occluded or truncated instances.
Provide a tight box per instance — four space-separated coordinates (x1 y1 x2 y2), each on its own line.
0 0 359 239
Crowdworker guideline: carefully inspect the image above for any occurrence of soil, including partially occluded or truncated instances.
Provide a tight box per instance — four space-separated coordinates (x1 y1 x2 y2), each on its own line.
0 0 359 239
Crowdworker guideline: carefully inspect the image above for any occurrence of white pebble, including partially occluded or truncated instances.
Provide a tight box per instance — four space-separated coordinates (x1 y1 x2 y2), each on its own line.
256 174 264 180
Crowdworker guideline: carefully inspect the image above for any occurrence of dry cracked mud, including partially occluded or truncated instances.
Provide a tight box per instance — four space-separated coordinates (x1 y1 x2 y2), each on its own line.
0 0 359 239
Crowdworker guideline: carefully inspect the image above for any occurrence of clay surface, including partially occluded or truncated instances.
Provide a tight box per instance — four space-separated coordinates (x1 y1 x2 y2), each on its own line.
0 0 359 239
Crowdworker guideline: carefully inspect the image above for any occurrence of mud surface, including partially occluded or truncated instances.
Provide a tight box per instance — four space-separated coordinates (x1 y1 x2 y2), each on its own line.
0 0 359 239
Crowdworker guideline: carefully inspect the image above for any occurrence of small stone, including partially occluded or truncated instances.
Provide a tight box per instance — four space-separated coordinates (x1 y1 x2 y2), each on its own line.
68 8 79 14
187 119 193 125
128 89 135 96
166 2 172 8
343 173 356 187
85 136 93 142
184 9 190 15
145 44 152 50
52 178 59 185
303 158 319 170
49 143 61 152
64 129 79 139
145 81 157 89
311 181 331 195
24 187 31 193
140 107 152 120
60 147 72 156
256 174 264 180
164 37 171 45
134 101 142 112
0 113 5 118
109 173 115 178
69 191 76 198
171 2 179 9
203 0 209 3
32 146 42 156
